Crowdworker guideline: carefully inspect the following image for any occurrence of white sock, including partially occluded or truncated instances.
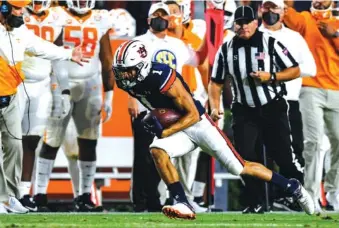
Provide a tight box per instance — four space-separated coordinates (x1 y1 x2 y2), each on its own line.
192 181 206 197
67 157 80 198
34 157 54 195
78 160 96 195
18 181 32 198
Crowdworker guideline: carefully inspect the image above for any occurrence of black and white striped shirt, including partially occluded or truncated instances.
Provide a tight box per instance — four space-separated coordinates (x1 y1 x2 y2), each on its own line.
211 30 298 107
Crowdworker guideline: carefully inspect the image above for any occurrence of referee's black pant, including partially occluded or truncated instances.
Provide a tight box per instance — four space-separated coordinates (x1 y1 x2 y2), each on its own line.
131 112 161 212
232 98 304 207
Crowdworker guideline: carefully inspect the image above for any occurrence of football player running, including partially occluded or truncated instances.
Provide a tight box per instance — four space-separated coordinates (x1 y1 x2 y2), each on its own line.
33 0 114 212
112 40 314 220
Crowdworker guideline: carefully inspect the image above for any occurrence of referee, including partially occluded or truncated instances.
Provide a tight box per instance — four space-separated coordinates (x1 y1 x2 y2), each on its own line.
208 5 302 213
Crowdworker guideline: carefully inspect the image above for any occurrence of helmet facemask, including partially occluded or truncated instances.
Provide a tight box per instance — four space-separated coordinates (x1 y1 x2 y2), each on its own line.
27 0 51 14
67 0 95 15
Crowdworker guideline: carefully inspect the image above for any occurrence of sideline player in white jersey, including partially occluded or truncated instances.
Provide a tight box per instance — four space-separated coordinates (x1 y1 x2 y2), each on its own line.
17 0 68 212
33 0 114 212
59 7 136 208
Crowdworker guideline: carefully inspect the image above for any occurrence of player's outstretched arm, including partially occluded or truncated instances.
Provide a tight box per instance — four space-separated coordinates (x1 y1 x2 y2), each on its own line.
25 27 88 66
161 77 200 138
99 31 115 123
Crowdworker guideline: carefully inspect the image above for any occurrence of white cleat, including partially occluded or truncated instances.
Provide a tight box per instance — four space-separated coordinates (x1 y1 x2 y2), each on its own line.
188 199 208 213
162 202 196 220
290 179 314 215
326 192 339 211
313 198 323 214
0 203 8 214
3 197 29 214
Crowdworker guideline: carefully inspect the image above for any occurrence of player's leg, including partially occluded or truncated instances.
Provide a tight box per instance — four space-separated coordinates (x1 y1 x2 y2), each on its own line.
33 84 72 211
323 89 339 210
19 79 52 212
61 117 80 200
72 77 102 212
150 131 197 219
193 114 314 215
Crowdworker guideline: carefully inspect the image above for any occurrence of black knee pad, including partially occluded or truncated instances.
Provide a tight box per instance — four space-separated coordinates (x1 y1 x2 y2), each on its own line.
77 138 97 161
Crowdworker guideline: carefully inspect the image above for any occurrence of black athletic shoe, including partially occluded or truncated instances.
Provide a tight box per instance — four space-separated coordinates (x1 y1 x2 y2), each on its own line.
74 193 103 212
33 194 51 212
19 195 37 212
242 204 265 214
273 197 302 212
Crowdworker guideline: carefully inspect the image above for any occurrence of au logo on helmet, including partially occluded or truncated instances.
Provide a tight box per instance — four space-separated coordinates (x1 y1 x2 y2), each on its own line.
137 45 147 58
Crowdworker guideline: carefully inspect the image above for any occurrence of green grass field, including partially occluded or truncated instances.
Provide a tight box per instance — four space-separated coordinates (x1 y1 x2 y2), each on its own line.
0 212 338 227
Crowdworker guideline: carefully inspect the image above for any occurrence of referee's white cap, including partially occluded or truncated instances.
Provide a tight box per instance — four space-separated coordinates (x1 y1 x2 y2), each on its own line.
262 0 284 9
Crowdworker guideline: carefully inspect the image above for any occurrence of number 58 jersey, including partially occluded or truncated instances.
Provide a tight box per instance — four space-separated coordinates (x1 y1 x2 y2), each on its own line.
56 7 113 80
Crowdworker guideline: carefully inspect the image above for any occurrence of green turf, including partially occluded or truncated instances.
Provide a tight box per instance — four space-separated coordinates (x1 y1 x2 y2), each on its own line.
0 212 338 228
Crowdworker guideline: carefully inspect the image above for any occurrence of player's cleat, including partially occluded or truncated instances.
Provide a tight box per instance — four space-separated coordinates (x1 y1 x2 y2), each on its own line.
34 194 51 212
326 192 339 211
162 202 196 220
20 195 37 212
193 196 207 207
289 179 315 215
188 199 208 213
3 197 29 214
242 204 265 214
0 203 8 214
273 197 302 212
74 193 103 212
314 199 323 213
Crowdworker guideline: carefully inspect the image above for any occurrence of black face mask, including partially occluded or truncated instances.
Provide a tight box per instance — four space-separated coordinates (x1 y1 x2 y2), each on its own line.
262 11 280 26
150 17 168 32
7 15 24 28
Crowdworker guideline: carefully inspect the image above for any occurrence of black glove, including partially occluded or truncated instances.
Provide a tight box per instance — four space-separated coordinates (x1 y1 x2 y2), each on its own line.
143 116 163 138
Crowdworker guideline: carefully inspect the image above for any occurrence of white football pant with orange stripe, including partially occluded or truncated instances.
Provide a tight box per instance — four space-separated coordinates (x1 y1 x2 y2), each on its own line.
44 73 102 148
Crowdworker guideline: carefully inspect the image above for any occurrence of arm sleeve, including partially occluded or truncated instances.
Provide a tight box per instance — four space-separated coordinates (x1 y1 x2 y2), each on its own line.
211 44 228 84
273 39 299 70
283 7 307 35
25 28 73 61
296 35 317 77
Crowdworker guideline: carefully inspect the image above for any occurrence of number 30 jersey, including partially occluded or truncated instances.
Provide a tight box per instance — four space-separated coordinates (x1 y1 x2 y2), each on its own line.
55 7 113 80
125 62 205 116
22 7 64 82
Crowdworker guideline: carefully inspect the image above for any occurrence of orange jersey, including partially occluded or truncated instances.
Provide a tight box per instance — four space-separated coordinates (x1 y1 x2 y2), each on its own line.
284 8 339 90
175 19 205 93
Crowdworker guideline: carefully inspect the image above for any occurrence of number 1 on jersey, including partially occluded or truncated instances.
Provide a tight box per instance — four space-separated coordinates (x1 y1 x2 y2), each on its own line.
64 26 98 57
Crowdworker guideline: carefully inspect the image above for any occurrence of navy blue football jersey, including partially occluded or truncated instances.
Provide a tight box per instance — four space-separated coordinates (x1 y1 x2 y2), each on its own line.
124 62 205 116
